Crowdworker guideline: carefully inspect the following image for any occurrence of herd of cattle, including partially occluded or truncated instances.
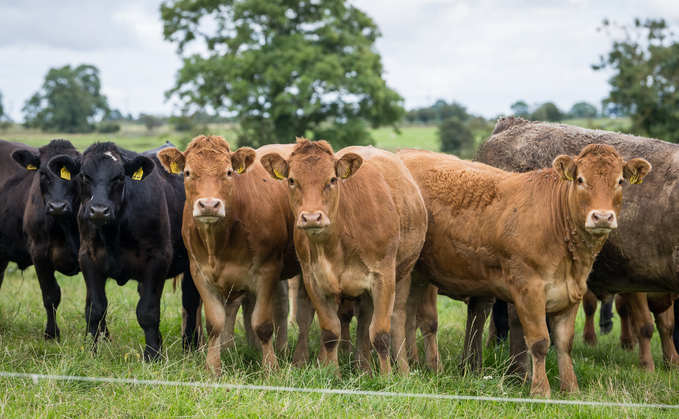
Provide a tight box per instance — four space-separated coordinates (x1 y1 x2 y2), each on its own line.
1 116 678 398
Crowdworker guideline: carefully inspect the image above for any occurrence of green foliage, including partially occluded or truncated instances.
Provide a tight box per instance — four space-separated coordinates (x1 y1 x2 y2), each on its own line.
439 117 474 157
139 114 164 131
160 0 404 148
22 64 110 133
96 121 121 134
528 102 563 122
595 18 679 141
568 102 598 119
510 100 530 118
0 89 4 121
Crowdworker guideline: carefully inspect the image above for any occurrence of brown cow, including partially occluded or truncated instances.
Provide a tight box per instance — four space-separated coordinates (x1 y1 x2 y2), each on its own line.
261 139 427 375
616 292 679 368
397 145 650 397
157 136 299 376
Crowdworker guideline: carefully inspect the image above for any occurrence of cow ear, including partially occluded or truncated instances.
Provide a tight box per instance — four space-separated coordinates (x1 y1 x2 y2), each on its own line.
47 155 81 180
335 153 363 179
11 150 41 171
231 147 256 174
260 153 289 180
553 155 577 181
157 147 185 175
623 158 652 184
124 155 155 181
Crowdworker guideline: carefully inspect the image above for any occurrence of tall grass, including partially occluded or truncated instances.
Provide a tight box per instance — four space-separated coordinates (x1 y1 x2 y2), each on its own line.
1 265 677 417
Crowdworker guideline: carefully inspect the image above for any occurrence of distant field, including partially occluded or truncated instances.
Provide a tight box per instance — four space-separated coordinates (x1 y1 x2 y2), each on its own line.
371 125 440 152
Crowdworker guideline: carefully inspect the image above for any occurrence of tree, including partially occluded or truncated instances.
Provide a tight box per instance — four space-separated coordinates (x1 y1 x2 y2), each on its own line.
529 102 563 122
568 102 598 119
436 101 469 122
510 100 530 118
139 114 164 131
160 0 404 148
23 64 109 133
439 117 474 157
594 19 679 141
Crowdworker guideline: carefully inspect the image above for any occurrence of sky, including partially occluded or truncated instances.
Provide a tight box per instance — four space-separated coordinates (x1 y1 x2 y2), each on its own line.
1 0 678 122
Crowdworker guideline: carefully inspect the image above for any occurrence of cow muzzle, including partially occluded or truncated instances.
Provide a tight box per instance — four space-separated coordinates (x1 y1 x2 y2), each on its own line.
45 200 71 216
585 210 618 235
193 197 225 224
297 211 330 233
86 204 113 225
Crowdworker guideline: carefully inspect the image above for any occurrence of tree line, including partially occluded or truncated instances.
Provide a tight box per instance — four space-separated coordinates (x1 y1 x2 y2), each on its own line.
1 2 677 147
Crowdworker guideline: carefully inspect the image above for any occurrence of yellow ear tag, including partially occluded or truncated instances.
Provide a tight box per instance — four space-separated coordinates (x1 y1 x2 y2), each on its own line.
170 162 180 174
273 169 285 179
27 164 37 171
630 174 641 184
565 173 573 181
236 166 245 174
60 167 71 180
343 168 351 178
132 167 143 181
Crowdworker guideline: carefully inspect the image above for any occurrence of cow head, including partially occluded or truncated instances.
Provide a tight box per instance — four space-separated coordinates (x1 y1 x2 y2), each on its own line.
11 140 81 216
157 135 256 225
49 142 155 226
553 144 651 236
261 138 362 236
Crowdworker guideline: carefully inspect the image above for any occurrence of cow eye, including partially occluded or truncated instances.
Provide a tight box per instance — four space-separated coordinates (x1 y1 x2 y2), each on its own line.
184 170 190 178
577 177 584 184
288 178 295 186
227 169 233 177
618 179 624 185
328 177 337 188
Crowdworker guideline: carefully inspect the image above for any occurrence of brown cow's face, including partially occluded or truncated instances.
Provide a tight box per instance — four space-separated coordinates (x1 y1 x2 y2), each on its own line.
553 144 651 237
261 138 362 237
157 136 255 225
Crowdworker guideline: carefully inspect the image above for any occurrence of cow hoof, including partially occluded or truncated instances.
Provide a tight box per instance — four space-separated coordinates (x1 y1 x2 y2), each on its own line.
583 333 597 346
144 348 162 362
600 319 613 335
44 328 60 341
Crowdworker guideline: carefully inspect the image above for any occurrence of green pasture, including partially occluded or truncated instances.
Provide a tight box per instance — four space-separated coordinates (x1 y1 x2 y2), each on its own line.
1 265 678 417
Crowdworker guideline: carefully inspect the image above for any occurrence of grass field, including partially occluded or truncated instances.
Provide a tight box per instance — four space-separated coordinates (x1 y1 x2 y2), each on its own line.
3 118 677 417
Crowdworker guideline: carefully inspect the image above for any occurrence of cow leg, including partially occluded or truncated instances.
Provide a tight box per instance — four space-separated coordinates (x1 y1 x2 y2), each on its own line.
136 270 166 361
81 257 109 348
582 290 598 346
417 283 439 371
181 269 201 351
242 291 257 348
222 293 244 349
355 295 372 374
507 302 530 380
203 290 227 376
0 258 8 292
251 269 280 370
511 281 551 398
391 273 411 375
32 255 62 340
548 303 580 394
338 299 355 354
288 275 300 325
274 279 289 352
369 271 396 376
674 303 679 355
654 302 679 367
622 293 655 370
302 267 342 373
599 297 614 335
615 294 635 351
461 296 493 373
292 278 315 366
405 272 424 365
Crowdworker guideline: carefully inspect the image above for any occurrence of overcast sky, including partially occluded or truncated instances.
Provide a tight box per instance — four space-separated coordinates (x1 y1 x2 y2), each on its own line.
1 0 678 122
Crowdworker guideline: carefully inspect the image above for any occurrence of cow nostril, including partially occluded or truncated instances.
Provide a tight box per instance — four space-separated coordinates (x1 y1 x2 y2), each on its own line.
213 202 220 210
592 213 600 221
198 201 205 209
315 213 322 223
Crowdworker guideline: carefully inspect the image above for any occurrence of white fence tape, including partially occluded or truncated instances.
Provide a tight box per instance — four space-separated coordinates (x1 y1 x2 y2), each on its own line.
1 371 677 409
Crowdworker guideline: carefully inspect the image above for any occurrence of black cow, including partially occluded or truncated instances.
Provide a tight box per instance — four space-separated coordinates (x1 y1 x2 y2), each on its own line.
0 139 81 339
49 142 200 360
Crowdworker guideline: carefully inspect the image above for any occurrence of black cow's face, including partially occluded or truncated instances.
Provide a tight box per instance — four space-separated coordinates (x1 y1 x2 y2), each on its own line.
50 147 154 226
11 146 81 217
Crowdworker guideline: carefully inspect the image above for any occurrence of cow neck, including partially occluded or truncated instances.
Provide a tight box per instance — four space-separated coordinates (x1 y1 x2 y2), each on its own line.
194 210 236 272
303 222 341 261
560 182 609 267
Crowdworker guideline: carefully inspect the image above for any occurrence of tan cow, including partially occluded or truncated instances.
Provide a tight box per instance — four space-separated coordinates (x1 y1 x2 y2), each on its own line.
261 138 427 375
158 136 299 376
397 145 651 397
